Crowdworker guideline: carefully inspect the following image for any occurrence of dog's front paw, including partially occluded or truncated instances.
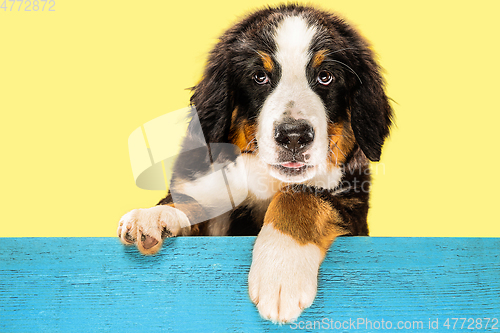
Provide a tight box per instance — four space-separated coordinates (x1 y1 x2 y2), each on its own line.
117 205 191 255
248 224 323 323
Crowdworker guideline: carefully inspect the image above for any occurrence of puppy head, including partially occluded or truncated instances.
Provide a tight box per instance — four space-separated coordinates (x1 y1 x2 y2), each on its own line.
190 5 393 184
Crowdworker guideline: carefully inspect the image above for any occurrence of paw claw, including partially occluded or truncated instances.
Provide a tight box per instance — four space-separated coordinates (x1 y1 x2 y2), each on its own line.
161 228 172 239
119 231 135 245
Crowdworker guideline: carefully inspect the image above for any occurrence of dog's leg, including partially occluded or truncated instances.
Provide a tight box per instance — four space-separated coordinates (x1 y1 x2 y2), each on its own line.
248 187 355 323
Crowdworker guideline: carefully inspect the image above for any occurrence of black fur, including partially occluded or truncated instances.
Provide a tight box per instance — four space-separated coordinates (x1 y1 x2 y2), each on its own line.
227 205 264 236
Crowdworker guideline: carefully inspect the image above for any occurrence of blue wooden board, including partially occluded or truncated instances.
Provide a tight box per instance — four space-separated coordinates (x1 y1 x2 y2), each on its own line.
0 237 499 332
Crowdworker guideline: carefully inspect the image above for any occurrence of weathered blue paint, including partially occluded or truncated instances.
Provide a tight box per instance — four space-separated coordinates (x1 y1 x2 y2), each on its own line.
0 237 499 332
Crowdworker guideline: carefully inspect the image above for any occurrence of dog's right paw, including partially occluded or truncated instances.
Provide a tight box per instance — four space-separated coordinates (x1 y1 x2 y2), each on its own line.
117 205 191 255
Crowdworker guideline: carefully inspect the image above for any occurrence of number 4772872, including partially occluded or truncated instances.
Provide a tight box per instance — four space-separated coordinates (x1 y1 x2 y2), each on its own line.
1 0 55 11
443 318 499 330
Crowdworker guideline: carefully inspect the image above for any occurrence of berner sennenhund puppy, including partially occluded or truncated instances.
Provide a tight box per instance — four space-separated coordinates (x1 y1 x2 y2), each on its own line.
118 4 393 323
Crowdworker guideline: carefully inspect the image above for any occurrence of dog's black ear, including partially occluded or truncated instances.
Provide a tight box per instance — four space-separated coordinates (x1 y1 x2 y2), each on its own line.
190 42 233 145
350 49 393 162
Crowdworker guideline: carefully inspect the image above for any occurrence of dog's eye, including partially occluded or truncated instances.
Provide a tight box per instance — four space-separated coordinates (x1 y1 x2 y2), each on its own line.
317 70 334 86
253 71 270 85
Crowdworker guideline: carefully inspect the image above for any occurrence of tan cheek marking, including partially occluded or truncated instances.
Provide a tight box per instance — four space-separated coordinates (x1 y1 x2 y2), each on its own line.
328 121 355 166
229 118 257 153
229 108 245 151
243 123 257 152
259 52 274 72
312 49 328 68
263 190 341 254
229 122 246 152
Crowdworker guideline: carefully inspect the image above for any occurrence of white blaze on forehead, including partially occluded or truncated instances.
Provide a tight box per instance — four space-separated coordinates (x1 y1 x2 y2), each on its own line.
274 15 317 84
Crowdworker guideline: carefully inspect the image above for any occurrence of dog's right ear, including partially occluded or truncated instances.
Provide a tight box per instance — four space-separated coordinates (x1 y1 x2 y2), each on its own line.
190 42 234 145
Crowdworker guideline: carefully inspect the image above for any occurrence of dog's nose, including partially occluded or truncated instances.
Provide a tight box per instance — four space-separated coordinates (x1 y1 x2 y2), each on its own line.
274 121 315 153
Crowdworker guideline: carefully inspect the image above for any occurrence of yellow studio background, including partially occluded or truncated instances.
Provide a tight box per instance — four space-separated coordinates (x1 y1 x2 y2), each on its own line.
0 1 499 237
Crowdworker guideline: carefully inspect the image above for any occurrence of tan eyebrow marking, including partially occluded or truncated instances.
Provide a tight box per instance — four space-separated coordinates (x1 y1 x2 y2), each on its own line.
312 49 328 68
258 51 274 72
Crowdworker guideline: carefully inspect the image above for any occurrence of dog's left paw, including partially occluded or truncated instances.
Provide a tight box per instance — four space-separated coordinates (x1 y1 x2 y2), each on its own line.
248 224 323 324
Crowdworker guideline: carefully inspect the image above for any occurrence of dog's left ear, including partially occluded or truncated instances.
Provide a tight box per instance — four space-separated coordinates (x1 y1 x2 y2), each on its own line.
350 49 393 162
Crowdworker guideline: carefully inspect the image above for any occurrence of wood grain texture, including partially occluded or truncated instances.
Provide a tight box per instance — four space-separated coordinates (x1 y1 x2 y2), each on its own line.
0 237 499 332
